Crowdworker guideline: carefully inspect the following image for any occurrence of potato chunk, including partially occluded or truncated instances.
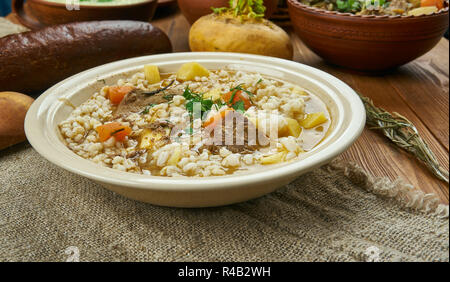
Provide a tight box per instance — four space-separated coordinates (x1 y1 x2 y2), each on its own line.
144 65 161 84
203 88 222 101
280 118 302 138
139 128 169 149
176 62 210 81
300 113 328 129
408 6 438 16
260 151 287 165
167 147 181 166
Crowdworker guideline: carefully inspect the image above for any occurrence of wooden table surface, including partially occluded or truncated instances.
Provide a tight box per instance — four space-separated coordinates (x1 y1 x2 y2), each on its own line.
7 9 449 204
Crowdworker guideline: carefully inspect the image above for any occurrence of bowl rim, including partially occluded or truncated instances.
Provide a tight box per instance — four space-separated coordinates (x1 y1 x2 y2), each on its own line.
25 52 366 192
287 0 449 20
31 0 157 9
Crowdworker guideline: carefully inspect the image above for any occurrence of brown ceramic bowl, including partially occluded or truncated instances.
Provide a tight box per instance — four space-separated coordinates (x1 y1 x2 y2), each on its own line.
178 0 279 24
287 0 449 72
158 0 176 8
12 0 158 30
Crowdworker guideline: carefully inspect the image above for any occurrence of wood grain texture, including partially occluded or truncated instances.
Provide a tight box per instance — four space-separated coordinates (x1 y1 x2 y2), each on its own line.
6 10 449 203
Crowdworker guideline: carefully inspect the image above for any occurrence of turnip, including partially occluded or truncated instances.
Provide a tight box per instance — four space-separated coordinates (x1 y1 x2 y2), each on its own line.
189 0 293 60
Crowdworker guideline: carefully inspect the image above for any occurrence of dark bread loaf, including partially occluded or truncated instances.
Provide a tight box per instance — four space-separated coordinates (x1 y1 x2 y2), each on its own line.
0 21 172 94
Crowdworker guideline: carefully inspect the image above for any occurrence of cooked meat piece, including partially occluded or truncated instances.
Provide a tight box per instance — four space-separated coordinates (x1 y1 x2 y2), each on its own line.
139 121 173 150
202 111 269 154
147 120 174 130
126 149 146 160
114 87 177 118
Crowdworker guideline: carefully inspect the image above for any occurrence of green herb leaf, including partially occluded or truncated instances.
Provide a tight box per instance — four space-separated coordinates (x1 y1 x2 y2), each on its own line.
183 87 215 120
360 94 449 184
110 128 124 136
336 0 362 13
228 88 240 104
230 84 254 97
232 100 246 113
163 94 174 101
212 7 228 14
141 103 156 114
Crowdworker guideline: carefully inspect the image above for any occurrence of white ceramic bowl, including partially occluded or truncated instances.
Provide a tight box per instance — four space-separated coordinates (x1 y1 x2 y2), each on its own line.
25 52 366 208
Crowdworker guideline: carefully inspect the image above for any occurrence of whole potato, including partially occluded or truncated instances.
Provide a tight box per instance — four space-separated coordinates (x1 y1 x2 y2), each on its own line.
0 92 34 150
189 14 293 60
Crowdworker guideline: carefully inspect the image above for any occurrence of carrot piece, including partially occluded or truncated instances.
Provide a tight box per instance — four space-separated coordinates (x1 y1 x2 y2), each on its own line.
95 122 132 142
421 0 443 9
222 90 252 110
108 85 134 105
203 109 234 128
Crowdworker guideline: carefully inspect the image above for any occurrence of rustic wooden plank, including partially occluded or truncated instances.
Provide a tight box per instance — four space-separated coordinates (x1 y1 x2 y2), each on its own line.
386 42 449 150
153 10 190 53
340 82 449 203
342 129 449 203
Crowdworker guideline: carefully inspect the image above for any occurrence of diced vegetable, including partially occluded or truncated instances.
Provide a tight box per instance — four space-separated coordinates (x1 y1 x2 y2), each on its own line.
408 6 438 15
280 118 302 138
96 122 132 142
144 65 161 84
300 113 328 129
222 90 252 110
260 151 287 165
203 88 222 101
167 147 182 166
108 85 134 105
176 62 210 81
420 0 443 9
139 128 170 149
203 108 234 128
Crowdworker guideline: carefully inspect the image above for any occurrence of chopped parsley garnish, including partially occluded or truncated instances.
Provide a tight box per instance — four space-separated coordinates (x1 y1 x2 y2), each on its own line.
141 103 156 114
183 87 215 120
214 100 227 111
228 88 240 104
232 100 246 113
230 84 254 97
225 84 254 108
163 94 174 101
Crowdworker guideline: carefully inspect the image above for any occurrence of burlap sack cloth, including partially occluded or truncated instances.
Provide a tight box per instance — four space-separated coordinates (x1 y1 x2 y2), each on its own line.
0 19 448 262
1 143 448 262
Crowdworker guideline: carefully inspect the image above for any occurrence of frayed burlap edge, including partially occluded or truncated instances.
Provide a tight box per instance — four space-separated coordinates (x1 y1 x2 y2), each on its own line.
327 160 449 218
0 18 28 38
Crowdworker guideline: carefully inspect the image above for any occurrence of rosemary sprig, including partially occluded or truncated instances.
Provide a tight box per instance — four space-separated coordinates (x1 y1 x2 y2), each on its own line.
359 94 449 184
